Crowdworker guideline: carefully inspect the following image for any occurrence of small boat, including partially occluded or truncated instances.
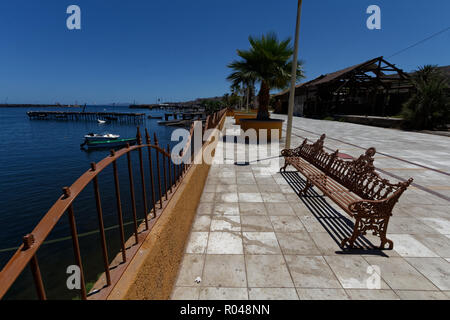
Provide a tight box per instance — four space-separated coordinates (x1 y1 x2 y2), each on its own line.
148 115 163 119
83 138 137 149
84 133 120 142
97 119 106 124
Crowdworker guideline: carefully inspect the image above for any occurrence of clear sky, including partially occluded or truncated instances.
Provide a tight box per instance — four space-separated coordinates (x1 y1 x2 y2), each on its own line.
1 0 449 104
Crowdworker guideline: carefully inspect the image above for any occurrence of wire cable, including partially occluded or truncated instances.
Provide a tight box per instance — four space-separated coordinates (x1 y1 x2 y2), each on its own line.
388 26 450 58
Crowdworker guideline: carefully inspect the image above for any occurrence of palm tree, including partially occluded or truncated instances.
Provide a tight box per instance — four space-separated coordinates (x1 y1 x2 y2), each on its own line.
227 32 304 119
401 65 449 130
227 70 256 112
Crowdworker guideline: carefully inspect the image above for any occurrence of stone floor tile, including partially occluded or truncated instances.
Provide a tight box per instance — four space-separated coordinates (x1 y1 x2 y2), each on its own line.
239 193 263 203
364 257 438 290
388 217 439 234
171 287 200 300
279 185 297 194
216 192 239 203
405 258 450 290
213 203 240 216
296 288 349 300
260 192 287 203
285 255 342 288
199 287 248 300
324 256 389 289
395 290 449 300
241 216 273 232
200 192 215 203
412 234 450 258
310 232 342 255
389 234 439 257
186 232 209 254
237 184 259 193
175 254 205 287
192 215 212 232
276 232 321 255
210 216 241 232
246 255 294 288
248 288 298 300
202 255 247 287
290 202 314 216
269 216 305 232
255 177 278 185
398 205 450 219
345 289 400 300
237 177 256 185
298 216 325 233
258 184 282 193
216 184 238 193
196 203 214 215
239 203 267 216
419 218 450 235
242 232 282 254
207 232 243 254
265 203 296 216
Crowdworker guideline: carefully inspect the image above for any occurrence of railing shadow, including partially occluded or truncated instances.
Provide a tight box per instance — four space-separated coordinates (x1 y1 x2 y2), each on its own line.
281 171 388 257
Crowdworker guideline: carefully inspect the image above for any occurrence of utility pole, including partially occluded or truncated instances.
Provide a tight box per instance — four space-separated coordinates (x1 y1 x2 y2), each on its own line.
285 0 303 149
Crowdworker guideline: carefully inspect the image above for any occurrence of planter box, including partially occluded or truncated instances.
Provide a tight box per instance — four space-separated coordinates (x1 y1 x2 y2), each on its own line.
226 109 235 117
240 118 284 140
234 113 257 125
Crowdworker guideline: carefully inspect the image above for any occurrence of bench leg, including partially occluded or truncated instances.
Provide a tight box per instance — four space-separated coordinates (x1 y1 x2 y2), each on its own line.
280 159 290 172
378 217 393 250
341 219 361 249
341 216 394 250
300 179 313 195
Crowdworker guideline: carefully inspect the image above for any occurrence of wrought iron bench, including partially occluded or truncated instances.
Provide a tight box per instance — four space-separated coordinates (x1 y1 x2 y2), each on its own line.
281 134 413 250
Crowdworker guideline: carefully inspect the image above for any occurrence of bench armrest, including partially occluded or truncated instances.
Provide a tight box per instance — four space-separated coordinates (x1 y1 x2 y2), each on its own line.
347 198 390 218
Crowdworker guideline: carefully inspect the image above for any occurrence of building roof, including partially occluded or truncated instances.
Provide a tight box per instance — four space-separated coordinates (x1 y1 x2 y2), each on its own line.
273 56 410 98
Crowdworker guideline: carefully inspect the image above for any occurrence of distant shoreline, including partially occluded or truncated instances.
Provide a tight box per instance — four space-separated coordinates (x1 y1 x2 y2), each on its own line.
0 104 82 108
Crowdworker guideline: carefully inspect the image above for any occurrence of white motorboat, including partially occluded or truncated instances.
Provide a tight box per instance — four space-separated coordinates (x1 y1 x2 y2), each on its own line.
84 133 120 142
97 119 107 124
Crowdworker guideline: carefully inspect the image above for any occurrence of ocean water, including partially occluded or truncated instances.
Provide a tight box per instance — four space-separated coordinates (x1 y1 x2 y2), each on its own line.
0 106 179 299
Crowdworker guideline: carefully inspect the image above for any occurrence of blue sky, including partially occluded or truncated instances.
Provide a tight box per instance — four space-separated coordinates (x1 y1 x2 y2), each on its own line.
0 0 449 104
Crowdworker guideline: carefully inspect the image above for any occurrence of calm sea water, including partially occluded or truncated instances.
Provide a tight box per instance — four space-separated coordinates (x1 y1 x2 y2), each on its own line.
0 106 178 299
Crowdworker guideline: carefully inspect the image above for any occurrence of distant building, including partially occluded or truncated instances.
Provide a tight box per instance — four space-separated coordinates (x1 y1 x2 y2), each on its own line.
273 56 417 118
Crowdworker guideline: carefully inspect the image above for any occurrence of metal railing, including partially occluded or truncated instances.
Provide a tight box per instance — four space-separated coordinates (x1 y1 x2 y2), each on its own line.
0 108 227 300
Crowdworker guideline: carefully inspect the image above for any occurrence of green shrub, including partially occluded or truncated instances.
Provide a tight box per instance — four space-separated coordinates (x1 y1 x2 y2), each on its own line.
401 65 450 130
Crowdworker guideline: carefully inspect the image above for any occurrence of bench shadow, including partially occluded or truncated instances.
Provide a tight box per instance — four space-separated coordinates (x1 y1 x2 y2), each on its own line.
281 171 388 257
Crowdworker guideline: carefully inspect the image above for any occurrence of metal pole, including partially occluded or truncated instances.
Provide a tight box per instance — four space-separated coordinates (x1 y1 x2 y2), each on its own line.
285 0 303 149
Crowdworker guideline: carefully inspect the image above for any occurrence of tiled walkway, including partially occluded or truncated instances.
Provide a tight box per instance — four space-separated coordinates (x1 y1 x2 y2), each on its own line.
171 116 450 300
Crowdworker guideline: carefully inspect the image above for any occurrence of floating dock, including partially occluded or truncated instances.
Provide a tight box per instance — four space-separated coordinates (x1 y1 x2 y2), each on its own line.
27 111 145 123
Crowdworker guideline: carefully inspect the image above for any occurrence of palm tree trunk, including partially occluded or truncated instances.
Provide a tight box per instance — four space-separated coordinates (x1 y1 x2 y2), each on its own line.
246 86 249 112
257 81 270 120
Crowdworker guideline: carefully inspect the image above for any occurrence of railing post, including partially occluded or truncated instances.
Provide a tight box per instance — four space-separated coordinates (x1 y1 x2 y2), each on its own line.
23 234 46 300
110 150 127 263
90 163 111 286
136 127 149 230
145 129 157 218
162 144 168 201
154 133 163 209
167 144 173 193
63 187 87 300
126 146 140 244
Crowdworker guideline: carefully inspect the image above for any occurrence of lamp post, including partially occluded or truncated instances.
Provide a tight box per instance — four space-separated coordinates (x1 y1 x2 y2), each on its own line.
285 0 303 149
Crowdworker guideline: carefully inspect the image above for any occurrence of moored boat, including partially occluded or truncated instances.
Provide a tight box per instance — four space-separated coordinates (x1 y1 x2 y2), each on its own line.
84 133 120 142
84 138 137 149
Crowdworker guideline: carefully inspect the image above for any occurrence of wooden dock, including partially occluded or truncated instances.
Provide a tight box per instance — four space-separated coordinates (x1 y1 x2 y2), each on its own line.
27 111 145 123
